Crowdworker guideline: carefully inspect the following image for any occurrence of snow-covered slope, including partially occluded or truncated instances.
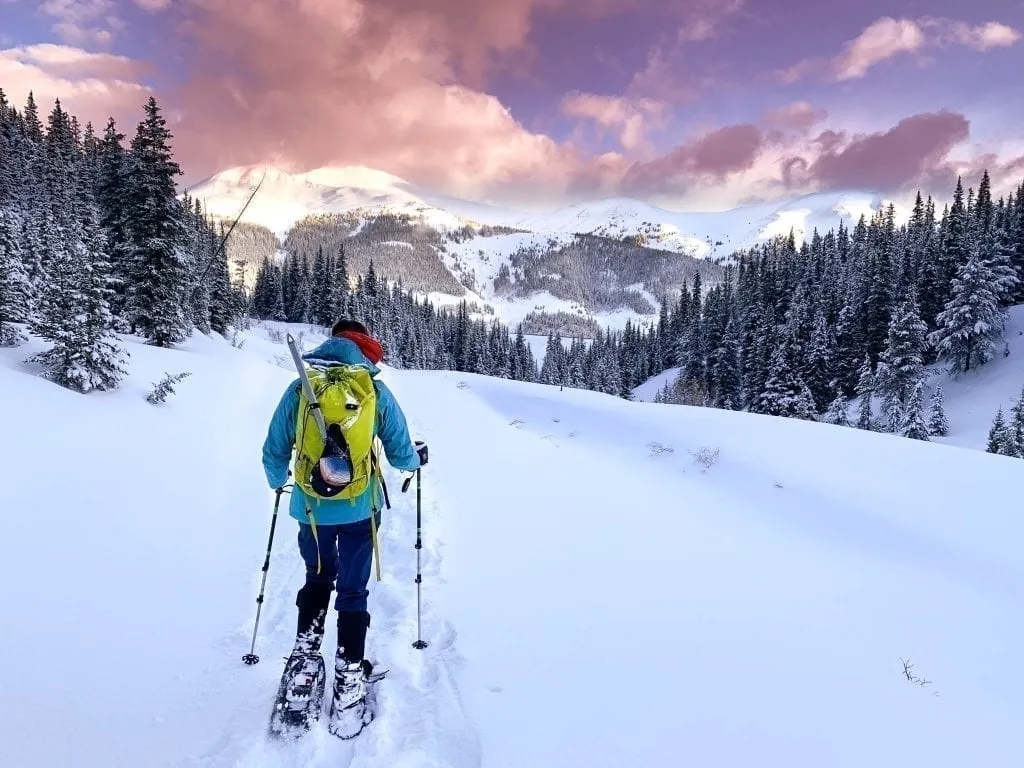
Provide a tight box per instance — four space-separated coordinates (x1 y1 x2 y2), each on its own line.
188 165 905 258
4 322 1021 767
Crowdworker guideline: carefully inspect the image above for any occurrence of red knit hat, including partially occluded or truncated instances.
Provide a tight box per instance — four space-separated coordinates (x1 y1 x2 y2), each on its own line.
338 330 383 364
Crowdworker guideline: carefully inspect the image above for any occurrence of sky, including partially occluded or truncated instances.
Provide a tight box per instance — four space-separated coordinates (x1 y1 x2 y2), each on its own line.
1 0 1023 212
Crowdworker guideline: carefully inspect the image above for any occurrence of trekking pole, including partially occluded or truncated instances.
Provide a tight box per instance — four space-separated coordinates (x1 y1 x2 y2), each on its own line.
243 482 290 665
403 468 428 650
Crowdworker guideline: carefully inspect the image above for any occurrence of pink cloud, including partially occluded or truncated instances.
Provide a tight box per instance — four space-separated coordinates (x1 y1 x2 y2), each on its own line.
39 0 123 46
783 16 1021 83
621 123 763 195
0 44 152 126
763 100 827 131
561 91 666 153
809 110 970 191
676 0 743 42
832 17 924 80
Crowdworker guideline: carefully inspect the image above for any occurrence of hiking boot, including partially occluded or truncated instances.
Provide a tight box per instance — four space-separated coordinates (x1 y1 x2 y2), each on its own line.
328 653 377 739
293 583 331 655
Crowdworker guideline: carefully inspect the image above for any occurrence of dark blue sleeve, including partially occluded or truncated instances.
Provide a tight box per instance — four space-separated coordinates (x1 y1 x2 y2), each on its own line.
262 379 300 489
374 380 420 472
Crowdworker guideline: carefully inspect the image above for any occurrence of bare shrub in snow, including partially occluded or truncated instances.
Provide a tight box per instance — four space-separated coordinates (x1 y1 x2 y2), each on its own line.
690 446 720 471
648 441 674 457
266 327 285 343
510 419 527 428
456 380 469 390
147 372 192 404
900 658 939 696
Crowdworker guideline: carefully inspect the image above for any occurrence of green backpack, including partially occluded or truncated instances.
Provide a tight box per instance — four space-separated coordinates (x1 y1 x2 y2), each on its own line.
292 364 379 502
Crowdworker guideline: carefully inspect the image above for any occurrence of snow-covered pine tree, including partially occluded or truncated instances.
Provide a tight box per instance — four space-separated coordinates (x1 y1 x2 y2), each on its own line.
331 242 350 320
756 342 816 419
28 100 126 391
124 97 190 346
310 245 333 326
95 117 133 322
803 309 835 410
928 242 1006 373
207 218 240 335
875 297 928 415
709 318 741 409
1007 386 1024 457
822 390 851 427
927 385 949 436
855 354 875 430
0 209 30 345
986 407 1012 455
899 380 930 441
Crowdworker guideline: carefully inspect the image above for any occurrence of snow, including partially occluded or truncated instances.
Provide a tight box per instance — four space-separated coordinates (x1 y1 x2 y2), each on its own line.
3 320 1023 767
632 365 681 401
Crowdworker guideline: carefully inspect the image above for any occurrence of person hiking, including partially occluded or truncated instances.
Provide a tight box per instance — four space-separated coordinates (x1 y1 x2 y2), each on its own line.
261 318 426 737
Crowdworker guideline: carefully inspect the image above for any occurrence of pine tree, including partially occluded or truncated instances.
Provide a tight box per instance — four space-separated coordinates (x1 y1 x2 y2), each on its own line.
310 245 333 326
28 206 127 392
0 209 30 345
757 343 817 419
927 385 949 436
899 380 930 441
123 97 189 346
855 354 875 430
823 392 850 427
331 242 350 319
1007 386 1024 457
929 243 1005 373
987 407 1011 454
875 297 928 416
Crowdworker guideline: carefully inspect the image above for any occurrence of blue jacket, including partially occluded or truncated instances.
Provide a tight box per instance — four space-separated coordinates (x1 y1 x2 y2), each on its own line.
261 336 421 525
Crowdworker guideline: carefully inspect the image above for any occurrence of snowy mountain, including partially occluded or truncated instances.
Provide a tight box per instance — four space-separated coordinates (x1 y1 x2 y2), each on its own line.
2 320 1022 767
187 165 906 331
189 165 903 258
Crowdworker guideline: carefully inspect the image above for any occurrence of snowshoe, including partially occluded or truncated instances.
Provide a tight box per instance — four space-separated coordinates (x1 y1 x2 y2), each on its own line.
267 650 327 739
327 657 388 739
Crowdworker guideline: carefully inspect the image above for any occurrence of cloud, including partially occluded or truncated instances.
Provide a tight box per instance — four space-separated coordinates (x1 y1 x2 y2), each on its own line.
676 0 743 42
39 0 123 46
763 101 827 131
170 0 666 206
929 19 1021 50
0 44 152 126
133 0 171 9
807 110 970 191
561 92 666 153
783 16 1021 83
621 123 763 196
833 17 925 80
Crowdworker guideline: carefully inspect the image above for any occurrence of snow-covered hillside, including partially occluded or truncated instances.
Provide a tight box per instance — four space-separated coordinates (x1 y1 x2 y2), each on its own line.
4 322 1022 767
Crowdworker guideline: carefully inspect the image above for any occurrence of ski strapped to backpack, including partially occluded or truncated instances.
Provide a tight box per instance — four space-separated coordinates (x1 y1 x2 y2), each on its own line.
286 333 390 579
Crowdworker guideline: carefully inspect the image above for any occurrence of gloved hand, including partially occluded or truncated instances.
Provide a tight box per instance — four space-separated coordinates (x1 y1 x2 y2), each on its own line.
415 440 428 466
